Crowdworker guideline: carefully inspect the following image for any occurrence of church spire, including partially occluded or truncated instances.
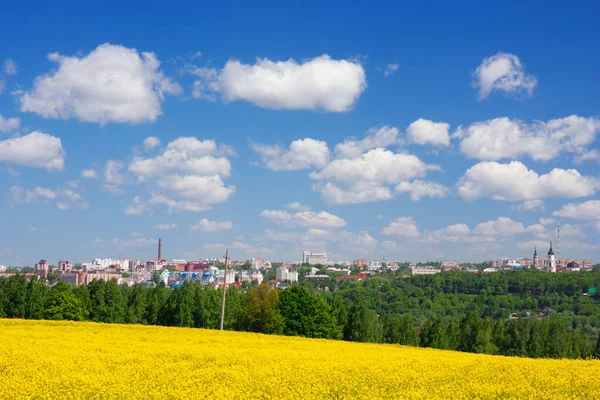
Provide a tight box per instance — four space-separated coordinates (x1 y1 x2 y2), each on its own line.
548 240 554 256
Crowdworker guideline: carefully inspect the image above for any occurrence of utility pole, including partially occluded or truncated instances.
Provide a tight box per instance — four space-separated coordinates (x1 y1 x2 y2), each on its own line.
219 249 229 331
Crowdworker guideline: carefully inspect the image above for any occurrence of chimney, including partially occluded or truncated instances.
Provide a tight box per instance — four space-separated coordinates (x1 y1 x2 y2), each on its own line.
158 238 162 261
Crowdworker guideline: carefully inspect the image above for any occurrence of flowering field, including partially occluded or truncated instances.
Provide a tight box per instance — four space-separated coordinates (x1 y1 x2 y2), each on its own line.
1 319 599 399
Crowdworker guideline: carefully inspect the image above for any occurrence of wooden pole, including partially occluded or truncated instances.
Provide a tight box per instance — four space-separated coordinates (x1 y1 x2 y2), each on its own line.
219 249 229 331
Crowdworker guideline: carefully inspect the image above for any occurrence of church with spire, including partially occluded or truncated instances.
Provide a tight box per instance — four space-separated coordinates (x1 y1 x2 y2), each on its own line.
547 241 556 273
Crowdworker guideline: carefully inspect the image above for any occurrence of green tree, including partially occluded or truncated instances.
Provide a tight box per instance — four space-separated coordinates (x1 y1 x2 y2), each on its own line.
45 282 85 321
279 286 340 339
125 284 148 324
25 277 48 319
383 314 419 346
345 300 383 343
238 284 283 334
4 274 27 318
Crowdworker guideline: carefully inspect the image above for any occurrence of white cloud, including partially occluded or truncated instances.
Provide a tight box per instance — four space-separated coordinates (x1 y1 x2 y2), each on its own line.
311 148 440 205
473 217 525 236
3 59 17 75
458 161 599 202
190 218 233 232
251 138 329 171
104 160 126 185
19 43 181 124
153 223 177 230
0 132 65 170
10 185 87 210
473 52 537 99
128 137 235 212
575 149 600 164
125 196 150 215
0 114 20 133
383 64 399 77
80 169 97 179
512 200 545 212
381 217 420 237
191 54 367 112
454 115 600 162
260 209 347 229
525 224 549 239
143 136 161 150
540 218 555 226
406 119 450 147
395 180 449 201
380 240 404 253
553 200 600 221
561 224 585 238
334 126 399 159
444 223 471 236
286 202 311 212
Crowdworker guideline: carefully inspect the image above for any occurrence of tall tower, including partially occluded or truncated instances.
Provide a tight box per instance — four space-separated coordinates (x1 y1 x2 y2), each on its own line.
547 241 556 273
557 219 561 267
533 246 538 269
158 238 162 262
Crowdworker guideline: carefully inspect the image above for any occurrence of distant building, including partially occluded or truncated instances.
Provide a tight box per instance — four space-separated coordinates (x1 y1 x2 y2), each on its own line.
250 258 265 270
276 266 299 283
547 241 557 273
533 246 539 268
35 259 49 277
410 266 440 275
58 260 72 273
303 251 328 265
353 258 369 268
0 265 6 272
441 260 460 271
237 270 264 285
305 274 331 280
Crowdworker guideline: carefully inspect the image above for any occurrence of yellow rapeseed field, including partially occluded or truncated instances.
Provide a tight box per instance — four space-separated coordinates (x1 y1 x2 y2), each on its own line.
1 319 599 399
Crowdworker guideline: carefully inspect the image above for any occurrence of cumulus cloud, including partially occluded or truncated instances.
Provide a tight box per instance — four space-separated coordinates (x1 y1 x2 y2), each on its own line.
406 118 451 147
381 217 420 237
10 185 87 210
554 200 600 221
454 115 600 162
540 218 555 226
3 59 17 75
260 209 347 229
251 138 329 171
80 169 97 179
143 136 161 150
512 199 545 212
190 55 367 112
383 64 399 77
334 126 399 159
473 52 537 99
0 114 20 133
311 148 440 205
395 180 449 201
153 223 177 230
0 132 65 170
473 217 525 236
457 161 599 202
128 137 235 212
286 202 311 212
190 218 233 232
19 43 181 124
125 196 150 215
574 149 600 164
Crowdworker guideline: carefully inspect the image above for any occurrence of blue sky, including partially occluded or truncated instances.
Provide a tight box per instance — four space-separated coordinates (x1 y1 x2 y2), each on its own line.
1 1 599 265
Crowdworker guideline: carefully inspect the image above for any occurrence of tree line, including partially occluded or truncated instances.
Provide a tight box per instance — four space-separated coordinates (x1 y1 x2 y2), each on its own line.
1 270 599 359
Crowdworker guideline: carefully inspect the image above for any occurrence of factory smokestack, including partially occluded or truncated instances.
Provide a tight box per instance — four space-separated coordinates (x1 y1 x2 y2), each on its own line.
158 238 162 261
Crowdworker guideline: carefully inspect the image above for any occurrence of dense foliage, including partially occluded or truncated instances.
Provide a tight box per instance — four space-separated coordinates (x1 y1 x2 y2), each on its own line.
1 269 599 359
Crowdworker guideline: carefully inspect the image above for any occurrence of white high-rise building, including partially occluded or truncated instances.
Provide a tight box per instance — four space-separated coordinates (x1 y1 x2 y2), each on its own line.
276 266 299 283
302 250 328 265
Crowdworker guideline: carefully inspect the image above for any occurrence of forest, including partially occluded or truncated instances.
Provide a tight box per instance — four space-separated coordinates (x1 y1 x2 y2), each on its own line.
1 269 599 359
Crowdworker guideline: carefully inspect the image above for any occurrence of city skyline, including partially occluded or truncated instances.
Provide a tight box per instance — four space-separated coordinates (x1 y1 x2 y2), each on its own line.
1 2 600 266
